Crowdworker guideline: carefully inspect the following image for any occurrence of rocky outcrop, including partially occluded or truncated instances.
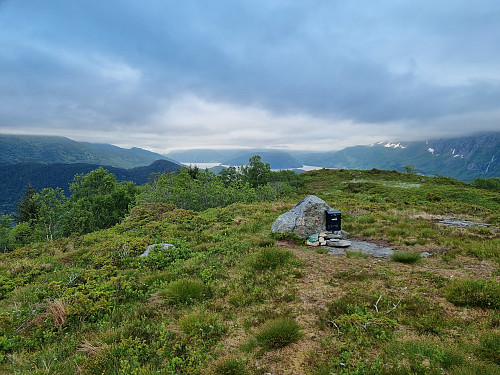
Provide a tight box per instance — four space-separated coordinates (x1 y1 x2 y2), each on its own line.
271 195 333 239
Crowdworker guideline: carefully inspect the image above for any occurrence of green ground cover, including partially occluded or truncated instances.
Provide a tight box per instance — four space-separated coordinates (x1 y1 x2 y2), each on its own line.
0 168 499 374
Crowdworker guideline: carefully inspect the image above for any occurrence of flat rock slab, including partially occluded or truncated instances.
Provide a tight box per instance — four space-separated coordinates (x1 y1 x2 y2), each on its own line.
327 240 394 258
439 219 497 228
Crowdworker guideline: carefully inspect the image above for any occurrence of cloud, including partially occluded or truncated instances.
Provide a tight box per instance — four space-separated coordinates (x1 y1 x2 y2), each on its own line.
1 0 500 150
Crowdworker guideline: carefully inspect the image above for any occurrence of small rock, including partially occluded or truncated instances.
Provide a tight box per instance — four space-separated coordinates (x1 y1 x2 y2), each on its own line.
325 234 342 240
140 243 175 257
420 252 431 258
319 236 325 242
320 240 327 246
306 240 319 247
327 240 351 248
308 233 319 242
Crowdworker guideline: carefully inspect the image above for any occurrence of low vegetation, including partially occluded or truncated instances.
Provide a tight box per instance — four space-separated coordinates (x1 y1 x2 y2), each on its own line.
0 164 499 374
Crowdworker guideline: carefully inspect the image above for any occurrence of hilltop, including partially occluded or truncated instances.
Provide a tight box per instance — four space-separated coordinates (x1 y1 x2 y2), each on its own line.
0 168 499 374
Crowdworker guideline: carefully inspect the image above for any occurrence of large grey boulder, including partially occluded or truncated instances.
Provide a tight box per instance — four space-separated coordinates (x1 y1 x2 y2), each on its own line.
271 195 332 239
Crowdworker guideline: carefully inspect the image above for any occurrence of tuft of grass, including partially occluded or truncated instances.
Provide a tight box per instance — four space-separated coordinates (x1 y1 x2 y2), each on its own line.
179 310 225 340
250 247 293 271
446 278 500 309
346 250 369 259
210 358 249 375
476 332 500 365
255 318 303 350
159 279 208 305
390 251 421 264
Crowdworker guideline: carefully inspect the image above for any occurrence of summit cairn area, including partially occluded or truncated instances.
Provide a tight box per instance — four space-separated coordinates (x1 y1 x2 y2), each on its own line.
271 195 333 239
271 195 351 248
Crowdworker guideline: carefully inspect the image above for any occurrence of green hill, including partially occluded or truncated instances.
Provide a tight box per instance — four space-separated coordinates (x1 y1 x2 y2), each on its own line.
0 169 499 374
0 134 176 169
0 160 180 215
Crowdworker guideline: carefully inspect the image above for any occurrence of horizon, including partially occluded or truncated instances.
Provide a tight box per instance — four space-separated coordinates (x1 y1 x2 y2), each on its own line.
1 130 498 156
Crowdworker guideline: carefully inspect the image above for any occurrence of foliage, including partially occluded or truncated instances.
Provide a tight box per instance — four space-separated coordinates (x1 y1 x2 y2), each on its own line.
445 278 500 309
473 177 500 192
138 155 302 212
0 167 499 374
255 318 303 350
63 167 138 235
159 279 209 305
0 215 13 253
240 155 271 188
390 250 421 264
13 183 40 225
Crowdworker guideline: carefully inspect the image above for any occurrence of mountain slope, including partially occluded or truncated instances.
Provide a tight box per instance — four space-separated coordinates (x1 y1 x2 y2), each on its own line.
0 159 180 215
300 132 499 181
0 134 173 169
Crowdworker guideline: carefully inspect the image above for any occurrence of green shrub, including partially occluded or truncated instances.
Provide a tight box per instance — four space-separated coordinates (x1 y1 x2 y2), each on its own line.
445 278 500 309
250 247 293 271
211 358 249 375
255 318 303 350
179 310 225 340
390 251 421 264
476 332 500 365
159 279 208 305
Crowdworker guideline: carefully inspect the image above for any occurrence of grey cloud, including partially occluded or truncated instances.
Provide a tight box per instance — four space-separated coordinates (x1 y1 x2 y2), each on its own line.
1 0 500 146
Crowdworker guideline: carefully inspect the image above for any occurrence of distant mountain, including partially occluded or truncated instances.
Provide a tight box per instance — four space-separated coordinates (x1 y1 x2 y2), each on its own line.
166 149 303 169
0 160 180 215
299 132 499 181
0 134 177 169
166 132 499 181
223 151 302 169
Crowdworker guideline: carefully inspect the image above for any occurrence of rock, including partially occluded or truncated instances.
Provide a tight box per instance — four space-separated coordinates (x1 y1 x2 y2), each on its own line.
271 195 333 239
420 252 431 258
140 243 175 257
306 240 319 247
320 240 327 246
308 233 319 243
327 240 351 248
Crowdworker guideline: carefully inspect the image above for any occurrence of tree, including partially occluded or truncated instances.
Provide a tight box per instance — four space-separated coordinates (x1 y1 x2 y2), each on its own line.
241 155 271 188
0 215 13 253
14 183 40 225
403 165 417 174
37 187 67 241
63 167 138 235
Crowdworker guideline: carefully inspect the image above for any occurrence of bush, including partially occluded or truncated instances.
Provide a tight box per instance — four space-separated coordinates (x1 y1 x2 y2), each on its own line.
445 278 500 309
211 358 249 375
390 251 421 264
250 248 293 271
159 279 208 305
255 318 303 350
179 310 225 340
476 332 500 365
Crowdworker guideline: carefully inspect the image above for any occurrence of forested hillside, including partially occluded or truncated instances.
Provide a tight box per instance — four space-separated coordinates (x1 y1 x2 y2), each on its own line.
0 163 498 374
0 160 180 215
0 135 175 169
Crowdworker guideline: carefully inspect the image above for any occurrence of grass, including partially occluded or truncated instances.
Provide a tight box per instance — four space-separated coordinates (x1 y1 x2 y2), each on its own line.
445 278 500 309
159 278 209 305
1 168 499 374
390 250 421 264
254 318 303 350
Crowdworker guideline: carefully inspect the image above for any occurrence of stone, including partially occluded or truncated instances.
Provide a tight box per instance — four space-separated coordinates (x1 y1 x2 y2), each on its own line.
308 233 319 243
306 240 319 247
271 195 333 239
420 252 431 258
327 240 351 248
140 243 175 257
320 240 327 246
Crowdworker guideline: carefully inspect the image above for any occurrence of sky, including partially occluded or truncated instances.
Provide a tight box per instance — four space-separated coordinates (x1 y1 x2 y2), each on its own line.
1 1 499 153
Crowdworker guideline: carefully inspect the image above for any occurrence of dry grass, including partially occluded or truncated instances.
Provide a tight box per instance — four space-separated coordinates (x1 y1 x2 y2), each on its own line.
47 298 68 328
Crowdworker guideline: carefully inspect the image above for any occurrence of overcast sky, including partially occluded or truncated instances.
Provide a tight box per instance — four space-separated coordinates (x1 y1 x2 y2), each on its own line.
1 1 499 152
